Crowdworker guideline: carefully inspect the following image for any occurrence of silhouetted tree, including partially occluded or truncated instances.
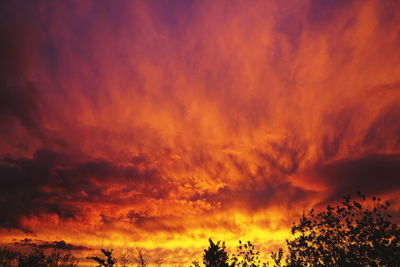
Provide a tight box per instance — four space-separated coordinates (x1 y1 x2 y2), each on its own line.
134 249 148 267
231 240 266 267
203 239 231 267
45 249 79 267
87 249 116 267
18 249 46 267
119 250 133 267
197 193 400 267
284 192 400 267
0 247 78 267
0 247 19 267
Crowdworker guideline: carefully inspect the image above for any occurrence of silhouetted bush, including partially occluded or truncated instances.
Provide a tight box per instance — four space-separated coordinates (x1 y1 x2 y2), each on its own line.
284 192 400 266
88 248 155 267
0 247 19 267
198 193 400 267
46 249 79 267
0 247 78 267
231 240 267 267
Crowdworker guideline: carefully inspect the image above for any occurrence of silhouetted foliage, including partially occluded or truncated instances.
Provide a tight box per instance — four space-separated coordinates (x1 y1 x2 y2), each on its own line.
0 247 78 267
17 249 46 267
87 249 116 267
284 192 400 266
118 250 133 267
0 248 19 267
134 249 148 267
88 247 161 267
196 193 400 267
231 240 266 267
42 249 79 267
270 248 283 267
203 239 231 267
191 259 201 267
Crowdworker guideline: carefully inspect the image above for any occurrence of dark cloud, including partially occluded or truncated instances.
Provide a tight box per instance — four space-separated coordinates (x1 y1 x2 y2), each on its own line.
321 108 356 159
0 2 44 136
363 105 400 149
307 0 355 26
310 154 400 202
0 149 75 230
38 240 91 251
376 0 400 30
190 177 315 212
0 148 168 231
126 211 186 233
13 239 91 251
149 0 196 32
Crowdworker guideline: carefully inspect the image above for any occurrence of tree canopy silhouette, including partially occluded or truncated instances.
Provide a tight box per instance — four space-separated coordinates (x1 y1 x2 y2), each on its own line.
197 193 400 267
0 247 78 267
284 192 400 266
197 239 267 267
231 240 267 267
202 239 231 267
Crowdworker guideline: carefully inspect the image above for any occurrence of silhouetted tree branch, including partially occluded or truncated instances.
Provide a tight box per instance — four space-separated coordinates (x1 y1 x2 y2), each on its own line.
87 249 116 267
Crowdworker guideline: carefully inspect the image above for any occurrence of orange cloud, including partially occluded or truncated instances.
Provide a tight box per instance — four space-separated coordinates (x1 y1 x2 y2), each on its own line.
1 0 400 264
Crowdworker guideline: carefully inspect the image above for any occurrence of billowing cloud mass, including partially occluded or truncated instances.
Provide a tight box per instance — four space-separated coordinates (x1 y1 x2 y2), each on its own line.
1 0 400 265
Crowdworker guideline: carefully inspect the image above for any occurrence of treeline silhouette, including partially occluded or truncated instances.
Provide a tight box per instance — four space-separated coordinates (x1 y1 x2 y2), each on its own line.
87 248 159 267
87 193 400 267
1 193 399 266
0 248 78 267
192 193 400 267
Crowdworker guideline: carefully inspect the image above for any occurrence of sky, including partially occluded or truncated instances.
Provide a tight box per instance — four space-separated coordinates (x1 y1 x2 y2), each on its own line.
1 0 400 265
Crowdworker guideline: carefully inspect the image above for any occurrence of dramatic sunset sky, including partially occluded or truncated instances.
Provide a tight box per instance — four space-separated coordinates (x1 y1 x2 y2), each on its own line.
1 0 400 265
